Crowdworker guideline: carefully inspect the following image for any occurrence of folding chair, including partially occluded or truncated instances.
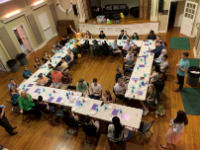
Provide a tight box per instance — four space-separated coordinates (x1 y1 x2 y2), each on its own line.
84 132 100 145
22 112 31 124
6 100 19 113
107 136 125 150
67 123 79 136
133 120 154 143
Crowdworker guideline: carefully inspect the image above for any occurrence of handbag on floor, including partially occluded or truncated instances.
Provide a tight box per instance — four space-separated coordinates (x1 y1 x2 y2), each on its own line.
155 105 165 116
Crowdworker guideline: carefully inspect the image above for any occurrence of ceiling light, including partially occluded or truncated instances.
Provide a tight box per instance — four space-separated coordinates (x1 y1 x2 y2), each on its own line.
33 0 44 6
6 10 20 18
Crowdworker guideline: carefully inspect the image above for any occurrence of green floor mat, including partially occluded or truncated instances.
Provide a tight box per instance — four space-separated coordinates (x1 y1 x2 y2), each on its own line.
170 37 190 50
181 88 200 115
188 58 199 67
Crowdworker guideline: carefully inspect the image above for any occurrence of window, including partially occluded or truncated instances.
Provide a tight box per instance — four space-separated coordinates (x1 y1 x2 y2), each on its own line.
0 0 12 4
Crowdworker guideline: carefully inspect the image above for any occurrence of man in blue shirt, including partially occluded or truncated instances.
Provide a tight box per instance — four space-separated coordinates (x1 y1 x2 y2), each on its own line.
23 66 32 79
118 30 124 40
8 78 18 92
150 41 164 58
175 52 190 92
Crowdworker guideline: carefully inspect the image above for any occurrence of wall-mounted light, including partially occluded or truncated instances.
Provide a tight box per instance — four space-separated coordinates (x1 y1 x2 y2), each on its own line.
6 10 20 18
30 0 47 10
33 0 44 6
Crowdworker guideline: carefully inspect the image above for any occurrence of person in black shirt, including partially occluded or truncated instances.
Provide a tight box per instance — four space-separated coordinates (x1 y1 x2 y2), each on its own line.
147 30 156 40
63 109 79 127
153 73 167 93
60 35 70 46
115 67 130 83
81 115 100 134
0 106 18 135
99 30 106 39
118 30 124 40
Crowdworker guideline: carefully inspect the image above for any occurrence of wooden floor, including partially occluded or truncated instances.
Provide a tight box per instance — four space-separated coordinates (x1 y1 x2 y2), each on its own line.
0 27 199 150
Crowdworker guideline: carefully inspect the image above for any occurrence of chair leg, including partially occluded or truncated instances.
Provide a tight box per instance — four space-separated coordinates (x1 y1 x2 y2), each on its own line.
67 127 78 136
23 115 30 124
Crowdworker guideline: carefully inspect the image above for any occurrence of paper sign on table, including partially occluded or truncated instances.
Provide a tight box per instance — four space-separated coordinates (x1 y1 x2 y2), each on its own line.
141 82 146 86
27 84 34 87
48 97 54 102
139 65 145 67
132 78 139 81
25 88 30 92
121 114 131 121
145 44 149 46
91 104 98 110
112 109 119 116
146 50 150 53
34 89 40 93
56 97 62 103
75 101 81 107
142 55 146 58
138 91 143 95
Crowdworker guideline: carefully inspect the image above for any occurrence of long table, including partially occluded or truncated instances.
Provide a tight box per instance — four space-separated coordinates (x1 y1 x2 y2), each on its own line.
18 38 150 129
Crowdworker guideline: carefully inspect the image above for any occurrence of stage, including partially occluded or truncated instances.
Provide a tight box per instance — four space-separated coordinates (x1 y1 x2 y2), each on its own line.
78 18 159 36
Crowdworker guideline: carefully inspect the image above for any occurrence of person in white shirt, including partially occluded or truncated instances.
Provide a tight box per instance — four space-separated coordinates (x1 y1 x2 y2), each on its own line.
114 78 128 104
150 64 160 83
58 58 68 73
88 78 102 100
111 40 122 55
124 50 133 61
160 54 169 72
107 116 131 144
160 110 188 149
155 49 167 64
122 39 131 56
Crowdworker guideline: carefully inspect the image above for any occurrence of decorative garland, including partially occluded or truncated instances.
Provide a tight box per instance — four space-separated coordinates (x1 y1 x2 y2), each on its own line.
56 0 74 13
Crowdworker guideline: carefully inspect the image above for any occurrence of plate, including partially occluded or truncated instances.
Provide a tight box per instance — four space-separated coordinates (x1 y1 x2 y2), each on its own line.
90 110 96 116
108 104 113 109
71 107 77 112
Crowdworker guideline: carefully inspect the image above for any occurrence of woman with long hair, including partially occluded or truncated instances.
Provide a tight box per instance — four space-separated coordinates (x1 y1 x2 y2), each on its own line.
84 30 93 39
70 25 84 39
34 57 42 69
150 64 160 83
102 90 115 104
63 109 79 126
10 86 19 106
160 110 188 149
131 32 139 40
42 51 51 63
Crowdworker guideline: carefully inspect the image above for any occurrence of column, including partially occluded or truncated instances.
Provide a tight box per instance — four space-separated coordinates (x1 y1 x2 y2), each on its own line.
76 0 86 22
150 0 158 21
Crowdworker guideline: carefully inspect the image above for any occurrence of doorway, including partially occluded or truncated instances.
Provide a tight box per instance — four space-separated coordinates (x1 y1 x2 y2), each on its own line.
168 1 178 29
13 24 33 55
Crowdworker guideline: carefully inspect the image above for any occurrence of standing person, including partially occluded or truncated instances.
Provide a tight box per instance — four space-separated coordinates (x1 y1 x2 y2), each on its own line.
8 78 18 92
76 78 88 96
147 30 156 40
99 30 106 39
122 39 132 56
160 110 188 149
34 57 42 69
50 67 62 88
88 78 102 100
131 32 139 40
102 90 116 104
175 52 190 92
60 72 72 90
58 58 68 73
0 105 18 135
23 66 32 79
70 25 84 39
118 30 124 39
114 78 128 104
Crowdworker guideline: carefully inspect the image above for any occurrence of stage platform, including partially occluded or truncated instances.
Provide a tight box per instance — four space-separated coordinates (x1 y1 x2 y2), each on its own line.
79 18 159 36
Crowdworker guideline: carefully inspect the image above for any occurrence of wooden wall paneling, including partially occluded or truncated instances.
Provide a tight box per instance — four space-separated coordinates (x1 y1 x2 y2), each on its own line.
195 26 200 49
139 7 144 19
140 0 144 7
49 3 58 26
27 14 43 45
0 26 19 59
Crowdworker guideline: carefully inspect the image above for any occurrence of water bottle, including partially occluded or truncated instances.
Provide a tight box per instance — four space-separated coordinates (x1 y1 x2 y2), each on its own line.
144 61 147 65
34 75 36 78
96 106 98 112
139 84 141 88
137 66 139 70
140 58 142 62
148 47 150 50
119 109 122 114
38 90 41 94
44 66 46 68
55 61 57 64
104 105 107 110
43 88 45 92
144 52 146 54
22 87 25 90
68 92 71 95
80 102 83 106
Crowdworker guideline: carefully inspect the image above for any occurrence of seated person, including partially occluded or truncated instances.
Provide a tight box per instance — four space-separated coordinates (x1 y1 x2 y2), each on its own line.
56 41 62 49
76 78 88 97
150 41 164 58
102 90 115 104
125 50 133 61
154 49 167 64
153 73 167 93
34 57 42 69
114 78 128 104
118 30 124 40
72 44 80 57
99 30 106 39
92 40 100 56
36 74 49 86
111 40 122 55
108 116 131 143
59 58 68 73
82 39 90 50
23 66 32 79
18 90 42 116
150 64 160 83
140 85 157 116
52 44 58 54
115 67 130 83
147 30 156 40
65 49 75 67
124 56 136 74
88 78 102 100
60 72 72 90
122 39 131 56
70 25 84 39
131 32 139 40
160 54 169 73
155 35 162 46
8 78 19 92
48 64 54 73
10 86 19 106
50 67 62 88
122 30 129 40
60 35 70 46
84 30 93 39
82 115 100 134
36 96 50 111
42 51 51 63
63 109 79 127
132 44 140 56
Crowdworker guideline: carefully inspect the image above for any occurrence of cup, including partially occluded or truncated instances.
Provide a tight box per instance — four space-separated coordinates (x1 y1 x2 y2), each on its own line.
119 109 122 114
49 93 52 96
144 62 147 65
139 84 141 88
96 106 98 112
148 47 150 50
144 73 146 77
104 105 107 110
132 85 135 89
137 66 139 70
43 88 45 92
131 89 134 93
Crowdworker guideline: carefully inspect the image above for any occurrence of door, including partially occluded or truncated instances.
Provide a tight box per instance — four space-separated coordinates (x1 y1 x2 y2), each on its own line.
180 1 198 37
16 25 32 52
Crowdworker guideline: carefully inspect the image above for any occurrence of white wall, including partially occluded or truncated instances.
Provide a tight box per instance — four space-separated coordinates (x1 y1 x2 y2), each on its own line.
174 1 185 27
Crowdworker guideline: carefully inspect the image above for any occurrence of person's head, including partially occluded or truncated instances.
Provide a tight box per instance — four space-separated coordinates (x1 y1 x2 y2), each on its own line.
159 73 167 81
38 74 43 80
174 110 188 126
121 30 124 35
38 96 43 102
76 28 80 32
127 39 130 45
130 56 135 62
21 90 29 99
100 30 103 35
85 115 91 124
133 44 137 49
93 78 97 86
163 54 168 61
112 116 122 138
118 78 124 86
85 40 89 44
124 30 127 35
182 52 189 60
158 41 162 47
44 51 48 56
35 57 40 62
93 40 97 44
104 90 111 98
61 57 65 62
154 64 160 73
63 72 69 78
150 30 155 35
114 40 117 45
53 67 58 73
161 49 167 55
117 67 122 74
10 78 15 84
10 86 18 94
52 44 56 48
148 84 156 93
24 66 28 71
57 47 60 51
133 32 138 37
68 49 72 53
56 41 60 45
156 35 161 40
48 64 53 69
78 78 84 85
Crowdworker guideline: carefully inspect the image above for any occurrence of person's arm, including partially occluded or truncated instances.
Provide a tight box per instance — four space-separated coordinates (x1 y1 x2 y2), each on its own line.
52 74 55 85
116 91 124 96
45 103 50 110
176 64 188 72
34 62 39 69
18 97 24 113
23 71 27 79
60 81 63 88
91 119 98 129
69 25 76 34
111 94 116 103
124 84 128 90
90 35 93 39
80 25 84 32
0 106 5 119
90 87 93 95
76 83 80 91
